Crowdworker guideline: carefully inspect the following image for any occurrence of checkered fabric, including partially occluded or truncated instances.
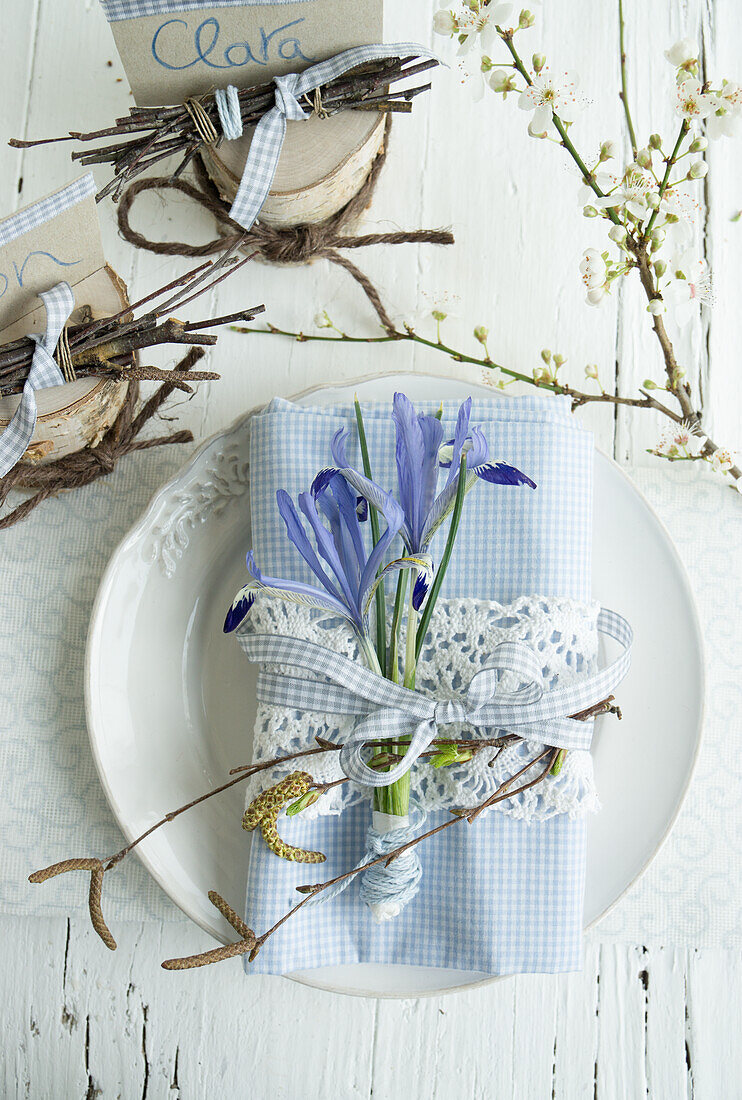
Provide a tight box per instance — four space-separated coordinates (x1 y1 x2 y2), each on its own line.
0 175 95 249
100 0 313 20
222 43 437 230
0 283 74 478
241 608 631 787
242 395 606 976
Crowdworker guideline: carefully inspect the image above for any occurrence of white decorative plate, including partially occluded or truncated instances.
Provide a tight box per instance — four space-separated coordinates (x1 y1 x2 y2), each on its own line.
86 374 704 998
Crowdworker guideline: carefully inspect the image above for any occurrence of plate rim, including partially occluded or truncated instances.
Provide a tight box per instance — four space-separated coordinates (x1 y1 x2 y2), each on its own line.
85 369 706 998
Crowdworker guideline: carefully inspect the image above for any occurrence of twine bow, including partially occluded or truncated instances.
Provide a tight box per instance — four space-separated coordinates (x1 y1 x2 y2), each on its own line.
214 42 437 230
0 282 74 477
240 608 633 789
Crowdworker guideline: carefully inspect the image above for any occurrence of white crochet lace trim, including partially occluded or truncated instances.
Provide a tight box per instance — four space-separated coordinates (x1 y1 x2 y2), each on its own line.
240 594 601 822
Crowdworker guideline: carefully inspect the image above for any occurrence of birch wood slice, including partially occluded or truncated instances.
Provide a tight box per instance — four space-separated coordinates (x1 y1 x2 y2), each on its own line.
0 266 131 466
201 110 385 228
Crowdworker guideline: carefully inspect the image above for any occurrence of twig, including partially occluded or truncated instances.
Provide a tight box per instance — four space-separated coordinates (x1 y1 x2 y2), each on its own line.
30 695 619 959
0 258 264 398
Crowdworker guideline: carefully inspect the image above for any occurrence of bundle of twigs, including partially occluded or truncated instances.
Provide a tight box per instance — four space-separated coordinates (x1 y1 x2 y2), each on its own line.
0 249 264 397
10 56 438 204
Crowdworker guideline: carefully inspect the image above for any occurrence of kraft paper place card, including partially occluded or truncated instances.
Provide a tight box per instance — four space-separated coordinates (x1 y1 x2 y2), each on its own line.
0 175 106 343
99 0 384 106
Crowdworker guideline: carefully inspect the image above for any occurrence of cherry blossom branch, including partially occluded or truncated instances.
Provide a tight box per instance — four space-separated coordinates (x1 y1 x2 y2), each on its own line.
618 0 639 158
235 322 682 420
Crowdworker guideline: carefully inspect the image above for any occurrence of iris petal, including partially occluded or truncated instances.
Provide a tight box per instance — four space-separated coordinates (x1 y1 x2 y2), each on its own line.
475 463 537 487
223 588 256 633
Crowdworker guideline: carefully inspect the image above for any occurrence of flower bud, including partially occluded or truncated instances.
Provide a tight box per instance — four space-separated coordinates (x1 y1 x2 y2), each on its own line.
519 9 535 28
286 790 321 816
540 348 552 364
643 378 658 389
432 9 456 36
636 147 653 168
490 69 514 93
553 353 565 368
650 228 665 244
532 52 546 73
649 133 663 150
314 310 333 328
646 192 661 210
608 224 627 244
583 205 599 218
599 140 618 161
473 325 489 344
585 363 599 380
688 160 708 179
654 258 667 277
647 299 664 315
689 136 708 153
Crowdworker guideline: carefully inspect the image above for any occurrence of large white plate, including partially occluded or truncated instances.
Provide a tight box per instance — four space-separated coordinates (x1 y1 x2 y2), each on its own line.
86 374 704 998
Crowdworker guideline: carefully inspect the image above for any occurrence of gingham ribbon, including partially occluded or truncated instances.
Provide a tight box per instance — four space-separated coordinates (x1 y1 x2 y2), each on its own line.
0 282 74 478
240 607 633 788
215 42 437 230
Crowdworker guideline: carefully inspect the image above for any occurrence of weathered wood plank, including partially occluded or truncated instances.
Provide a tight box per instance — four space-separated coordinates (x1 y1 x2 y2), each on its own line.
595 944 648 1100
614 0 711 465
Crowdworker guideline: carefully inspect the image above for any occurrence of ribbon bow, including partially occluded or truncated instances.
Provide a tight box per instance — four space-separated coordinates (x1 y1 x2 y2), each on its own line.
214 42 437 231
240 608 633 788
0 282 74 477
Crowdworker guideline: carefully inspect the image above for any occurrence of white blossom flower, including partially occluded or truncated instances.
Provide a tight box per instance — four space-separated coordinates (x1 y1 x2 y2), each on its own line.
580 248 607 304
456 3 513 53
707 82 742 139
664 38 699 69
710 448 734 472
518 68 582 132
676 78 717 122
655 425 706 458
665 250 713 324
401 291 461 331
456 50 492 101
591 166 654 221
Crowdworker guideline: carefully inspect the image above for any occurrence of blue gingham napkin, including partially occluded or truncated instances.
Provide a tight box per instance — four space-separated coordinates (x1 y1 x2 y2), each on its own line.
243 395 594 976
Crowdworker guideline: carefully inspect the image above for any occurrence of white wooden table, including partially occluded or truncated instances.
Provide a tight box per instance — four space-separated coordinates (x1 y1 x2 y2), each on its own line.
3 2 741 1097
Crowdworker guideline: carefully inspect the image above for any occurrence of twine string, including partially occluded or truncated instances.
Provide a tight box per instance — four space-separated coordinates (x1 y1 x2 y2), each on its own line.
55 324 75 383
184 97 219 146
0 347 204 530
116 123 454 334
305 807 426 921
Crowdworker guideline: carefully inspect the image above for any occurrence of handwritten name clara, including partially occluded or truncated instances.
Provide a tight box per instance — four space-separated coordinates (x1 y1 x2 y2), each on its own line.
151 16 313 71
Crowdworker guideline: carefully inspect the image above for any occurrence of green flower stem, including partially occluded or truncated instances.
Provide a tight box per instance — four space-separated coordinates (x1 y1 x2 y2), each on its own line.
354 397 386 671
386 569 408 683
374 571 419 818
373 571 408 816
359 634 383 677
415 456 469 660
644 120 689 238
498 30 621 226
618 0 639 158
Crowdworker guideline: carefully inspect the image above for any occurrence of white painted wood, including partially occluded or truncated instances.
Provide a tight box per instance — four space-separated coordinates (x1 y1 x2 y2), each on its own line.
2 0 742 1097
